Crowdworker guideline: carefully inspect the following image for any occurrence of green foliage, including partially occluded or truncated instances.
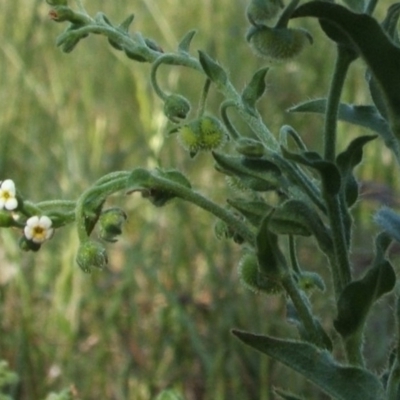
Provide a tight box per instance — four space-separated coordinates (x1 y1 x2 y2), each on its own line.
2 0 400 399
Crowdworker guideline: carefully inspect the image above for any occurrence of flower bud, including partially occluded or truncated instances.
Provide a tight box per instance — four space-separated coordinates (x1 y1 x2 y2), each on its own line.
98 207 127 242
0 211 15 228
246 0 283 25
247 26 313 62
164 94 191 122
235 138 265 158
296 271 325 293
238 253 283 294
76 240 108 273
18 236 41 252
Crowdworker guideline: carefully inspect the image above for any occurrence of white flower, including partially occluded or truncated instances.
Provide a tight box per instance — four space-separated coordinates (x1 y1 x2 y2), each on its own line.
0 179 18 211
24 216 54 244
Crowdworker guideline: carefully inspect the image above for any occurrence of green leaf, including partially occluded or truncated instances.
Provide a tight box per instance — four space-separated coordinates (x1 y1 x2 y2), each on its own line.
178 30 197 53
334 232 396 337
228 198 273 227
291 1 400 139
374 207 400 242
290 99 400 163
126 168 154 192
256 212 287 278
241 67 269 115
336 135 377 207
281 147 341 195
274 388 307 400
213 152 285 192
272 200 332 244
232 331 385 400
286 300 333 351
198 51 228 87
154 389 184 400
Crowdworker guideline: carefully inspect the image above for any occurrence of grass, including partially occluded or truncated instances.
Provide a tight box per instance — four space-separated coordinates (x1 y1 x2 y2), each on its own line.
0 1 398 399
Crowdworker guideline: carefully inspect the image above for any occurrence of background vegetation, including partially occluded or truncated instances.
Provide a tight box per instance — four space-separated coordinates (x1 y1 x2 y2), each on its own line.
0 0 398 399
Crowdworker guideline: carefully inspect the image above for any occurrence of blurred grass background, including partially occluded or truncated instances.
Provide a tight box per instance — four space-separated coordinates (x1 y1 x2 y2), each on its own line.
0 0 399 399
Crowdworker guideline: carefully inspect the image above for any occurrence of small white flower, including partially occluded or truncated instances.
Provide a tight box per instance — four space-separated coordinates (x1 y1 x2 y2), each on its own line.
0 179 18 211
24 216 54 244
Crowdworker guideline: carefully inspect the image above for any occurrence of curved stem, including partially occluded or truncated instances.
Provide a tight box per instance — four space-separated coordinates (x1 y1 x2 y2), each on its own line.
281 273 326 348
148 173 255 245
220 100 242 140
75 172 130 241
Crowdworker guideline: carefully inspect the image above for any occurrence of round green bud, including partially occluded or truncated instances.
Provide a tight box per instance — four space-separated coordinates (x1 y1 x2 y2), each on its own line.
164 94 191 122
297 271 325 293
98 207 127 243
238 253 283 294
18 236 41 252
0 211 16 228
247 26 313 62
246 0 283 25
76 240 108 273
235 137 265 158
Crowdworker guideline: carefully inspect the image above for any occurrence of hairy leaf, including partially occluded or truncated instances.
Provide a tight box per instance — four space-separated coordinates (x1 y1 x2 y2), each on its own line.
232 331 385 400
291 1 400 139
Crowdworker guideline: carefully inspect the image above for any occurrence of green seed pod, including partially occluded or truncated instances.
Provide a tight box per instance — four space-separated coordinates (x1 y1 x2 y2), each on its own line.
247 26 313 62
246 0 284 25
177 119 203 158
199 115 227 150
164 94 191 122
178 115 226 157
214 219 234 240
235 137 265 158
76 240 108 273
238 253 283 294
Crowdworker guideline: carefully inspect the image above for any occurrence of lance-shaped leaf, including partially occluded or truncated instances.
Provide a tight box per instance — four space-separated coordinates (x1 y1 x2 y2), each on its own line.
108 14 135 50
213 152 285 192
291 1 400 139
281 147 341 196
228 199 273 227
232 331 385 400
256 212 287 279
241 67 269 115
374 207 400 242
334 233 396 337
198 51 228 87
178 30 197 54
276 200 333 254
289 99 400 163
336 135 377 207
